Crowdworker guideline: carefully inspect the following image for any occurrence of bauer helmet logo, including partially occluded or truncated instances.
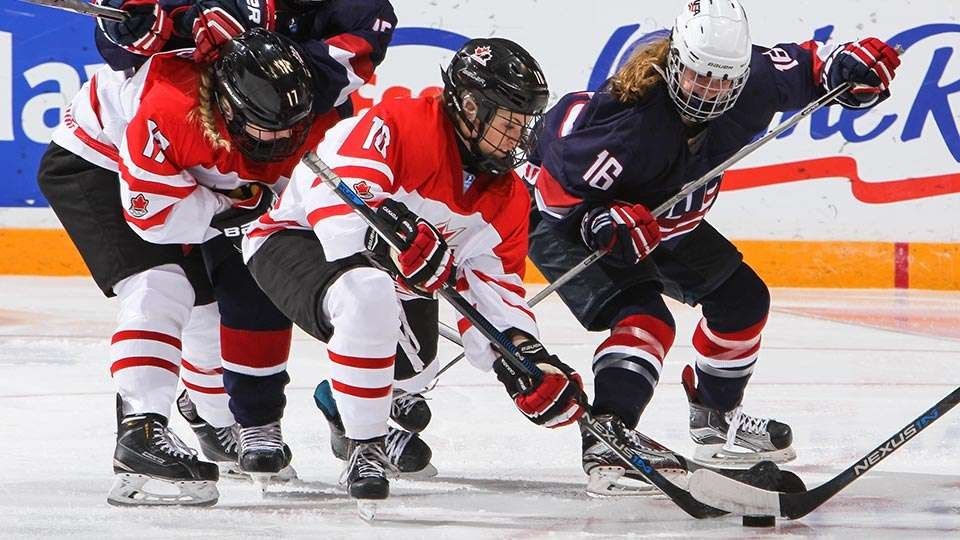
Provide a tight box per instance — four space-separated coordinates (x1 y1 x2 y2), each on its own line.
470 46 493 66
129 194 149 218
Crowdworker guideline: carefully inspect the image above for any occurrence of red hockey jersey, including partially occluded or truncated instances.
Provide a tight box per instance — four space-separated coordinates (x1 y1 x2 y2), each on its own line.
54 51 340 244
245 95 538 370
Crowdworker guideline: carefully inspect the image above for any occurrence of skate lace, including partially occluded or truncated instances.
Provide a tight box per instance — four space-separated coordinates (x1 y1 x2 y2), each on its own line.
339 442 399 485
384 428 412 465
724 406 771 449
239 421 283 452
152 421 198 460
216 425 239 454
391 392 426 419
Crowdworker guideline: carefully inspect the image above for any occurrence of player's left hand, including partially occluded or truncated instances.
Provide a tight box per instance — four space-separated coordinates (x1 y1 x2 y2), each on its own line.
188 0 248 62
97 0 173 56
210 183 274 251
823 37 901 109
493 339 587 429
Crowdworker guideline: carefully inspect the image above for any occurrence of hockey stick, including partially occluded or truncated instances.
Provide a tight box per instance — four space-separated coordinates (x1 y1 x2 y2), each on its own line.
19 0 128 21
301 150 728 519
688 385 960 519
420 81 855 388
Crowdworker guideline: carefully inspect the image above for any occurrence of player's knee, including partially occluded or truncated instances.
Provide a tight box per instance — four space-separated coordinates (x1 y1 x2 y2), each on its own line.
705 264 770 326
324 267 400 336
114 265 195 329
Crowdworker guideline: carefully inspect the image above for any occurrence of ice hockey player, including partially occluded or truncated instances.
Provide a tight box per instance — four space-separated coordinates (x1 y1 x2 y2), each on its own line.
242 37 586 508
39 29 336 505
81 0 396 478
526 0 900 494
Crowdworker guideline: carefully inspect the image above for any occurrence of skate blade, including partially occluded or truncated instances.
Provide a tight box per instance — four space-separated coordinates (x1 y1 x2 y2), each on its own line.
398 463 438 480
107 473 218 507
693 445 797 469
357 500 378 522
585 466 659 497
244 464 299 493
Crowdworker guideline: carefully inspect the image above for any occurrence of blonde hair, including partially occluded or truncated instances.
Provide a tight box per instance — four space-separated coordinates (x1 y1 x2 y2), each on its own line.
189 68 231 152
607 38 670 104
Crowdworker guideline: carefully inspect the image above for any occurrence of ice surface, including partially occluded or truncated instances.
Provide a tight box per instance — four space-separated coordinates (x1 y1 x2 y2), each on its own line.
1 277 958 537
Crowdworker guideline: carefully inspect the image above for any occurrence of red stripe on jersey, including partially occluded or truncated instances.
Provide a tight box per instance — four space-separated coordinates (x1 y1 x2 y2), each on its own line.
332 165 393 192
471 270 527 298
182 379 226 394
327 34 376 82
110 356 179 375
615 314 677 351
121 171 198 199
503 298 537 322
331 379 392 399
112 330 182 349
73 126 120 162
125 203 174 231
181 358 223 375
536 166 583 208
328 350 395 370
89 74 104 130
457 317 472 336
307 204 353 227
220 326 292 369
799 40 824 84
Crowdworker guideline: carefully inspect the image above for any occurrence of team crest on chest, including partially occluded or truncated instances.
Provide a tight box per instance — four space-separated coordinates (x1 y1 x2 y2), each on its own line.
128 194 149 217
353 181 374 200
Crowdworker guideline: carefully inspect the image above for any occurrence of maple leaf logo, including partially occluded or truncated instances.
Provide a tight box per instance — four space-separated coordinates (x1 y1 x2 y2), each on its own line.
128 194 149 218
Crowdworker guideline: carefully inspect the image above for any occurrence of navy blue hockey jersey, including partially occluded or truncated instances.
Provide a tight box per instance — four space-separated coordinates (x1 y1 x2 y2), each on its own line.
531 39 825 243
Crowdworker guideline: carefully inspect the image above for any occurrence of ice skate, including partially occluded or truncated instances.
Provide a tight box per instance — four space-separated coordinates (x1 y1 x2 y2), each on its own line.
176 390 243 477
390 389 431 433
315 380 437 477
683 365 795 467
340 437 398 521
108 405 219 507
237 421 297 491
581 414 687 497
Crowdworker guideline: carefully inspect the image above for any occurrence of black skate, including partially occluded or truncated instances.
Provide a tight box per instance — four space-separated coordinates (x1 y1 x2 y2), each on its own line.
176 390 242 477
237 421 297 490
390 389 431 433
108 403 219 506
315 380 436 478
581 414 687 497
683 365 795 467
340 437 398 520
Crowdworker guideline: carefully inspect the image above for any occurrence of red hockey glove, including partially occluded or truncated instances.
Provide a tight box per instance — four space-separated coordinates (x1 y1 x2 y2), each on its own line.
493 339 587 429
189 0 247 62
581 203 661 266
97 0 173 56
364 199 454 295
823 37 900 109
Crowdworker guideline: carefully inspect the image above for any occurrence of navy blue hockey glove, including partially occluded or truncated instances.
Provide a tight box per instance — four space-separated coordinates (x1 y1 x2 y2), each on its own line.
364 199 455 296
210 183 274 252
581 203 661 266
493 338 586 429
823 38 901 109
97 0 172 56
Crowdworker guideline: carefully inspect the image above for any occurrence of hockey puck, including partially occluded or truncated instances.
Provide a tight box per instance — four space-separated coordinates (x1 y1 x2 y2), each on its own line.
742 515 776 527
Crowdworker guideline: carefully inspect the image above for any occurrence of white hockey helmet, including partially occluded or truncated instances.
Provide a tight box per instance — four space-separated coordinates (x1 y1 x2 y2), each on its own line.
664 0 752 123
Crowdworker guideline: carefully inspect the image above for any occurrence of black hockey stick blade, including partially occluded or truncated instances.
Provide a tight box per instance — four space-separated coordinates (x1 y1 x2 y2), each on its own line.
20 0 128 21
688 385 960 519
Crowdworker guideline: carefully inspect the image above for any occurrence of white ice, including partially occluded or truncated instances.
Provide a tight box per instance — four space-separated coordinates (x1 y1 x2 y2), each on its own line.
1 277 958 538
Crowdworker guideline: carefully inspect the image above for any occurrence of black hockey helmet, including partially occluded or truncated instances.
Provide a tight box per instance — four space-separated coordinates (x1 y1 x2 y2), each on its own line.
213 28 316 162
442 37 549 175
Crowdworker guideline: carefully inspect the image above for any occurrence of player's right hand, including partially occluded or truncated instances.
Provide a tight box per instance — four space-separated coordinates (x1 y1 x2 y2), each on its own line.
493 339 586 428
188 0 248 62
97 0 172 56
365 199 454 295
580 203 661 266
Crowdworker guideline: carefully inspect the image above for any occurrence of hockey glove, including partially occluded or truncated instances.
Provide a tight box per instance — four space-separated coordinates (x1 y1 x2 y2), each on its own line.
186 0 248 62
581 203 661 266
97 0 173 56
210 183 274 251
363 199 455 295
823 38 900 109
493 339 586 429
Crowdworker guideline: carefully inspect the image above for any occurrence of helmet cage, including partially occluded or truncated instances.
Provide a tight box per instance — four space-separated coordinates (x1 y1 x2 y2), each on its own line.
663 46 749 123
